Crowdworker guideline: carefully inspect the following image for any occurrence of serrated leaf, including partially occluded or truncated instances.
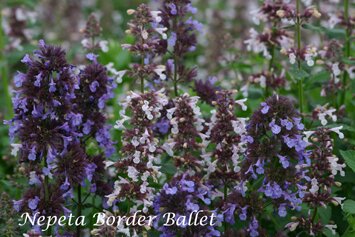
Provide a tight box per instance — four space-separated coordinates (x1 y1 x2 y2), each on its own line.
343 200 355 214
340 150 355 173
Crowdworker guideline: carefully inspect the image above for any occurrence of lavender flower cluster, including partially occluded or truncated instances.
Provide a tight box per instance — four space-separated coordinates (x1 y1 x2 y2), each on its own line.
7 39 114 236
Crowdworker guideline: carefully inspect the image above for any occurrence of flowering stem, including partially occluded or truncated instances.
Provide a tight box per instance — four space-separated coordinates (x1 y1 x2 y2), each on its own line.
42 157 51 236
141 57 145 93
266 44 275 98
76 185 82 237
223 183 228 232
173 57 178 97
296 0 304 119
340 0 350 105
172 17 179 97
311 206 318 223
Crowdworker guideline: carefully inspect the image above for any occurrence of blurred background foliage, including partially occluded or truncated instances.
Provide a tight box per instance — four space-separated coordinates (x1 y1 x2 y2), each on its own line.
0 0 354 236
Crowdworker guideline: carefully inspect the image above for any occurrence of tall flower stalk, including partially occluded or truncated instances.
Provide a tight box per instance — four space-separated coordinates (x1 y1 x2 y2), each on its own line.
160 0 200 96
340 0 351 105
121 5 168 93
296 0 304 118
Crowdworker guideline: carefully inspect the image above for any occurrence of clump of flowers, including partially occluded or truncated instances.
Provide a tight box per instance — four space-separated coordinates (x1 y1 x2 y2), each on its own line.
312 103 337 126
74 55 116 157
2 6 36 51
245 28 293 59
159 0 201 94
194 77 220 105
7 40 114 235
286 127 345 236
8 42 77 235
248 70 288 91
225 95 309 236
81 13 108 52
204 90 248 189
121 4 168 91
153 173 220 236
108 90 168 214
162 93 205 173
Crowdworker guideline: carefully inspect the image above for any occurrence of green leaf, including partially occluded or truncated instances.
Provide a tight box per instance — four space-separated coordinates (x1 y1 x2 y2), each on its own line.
303 24 346 39
340 150 355 173
343 58 355 65
323 228 339 237
343 200 355 214
318 207 332 224
289 67 309 81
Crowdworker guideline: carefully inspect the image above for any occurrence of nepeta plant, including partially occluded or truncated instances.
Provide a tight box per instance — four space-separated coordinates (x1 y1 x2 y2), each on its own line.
225 95 309 236
8 40 79 235
162 93 205 173
7 39 114 236
286 127 345 235
107 90 168 234
159 0 201 95
121 4 167 92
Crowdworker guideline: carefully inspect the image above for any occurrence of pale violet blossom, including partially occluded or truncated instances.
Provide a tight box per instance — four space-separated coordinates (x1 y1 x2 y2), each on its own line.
329 126 344 139
327 156 346 176
10 143 22 156
244 29 271 59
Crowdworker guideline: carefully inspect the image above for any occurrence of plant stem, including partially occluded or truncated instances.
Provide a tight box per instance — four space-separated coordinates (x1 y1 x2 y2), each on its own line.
76 185 82 237
173 56 179 97
140 56 145 93
223 183 228 233
172 17 179 97
296 0 304 119
340 0 350 105
266 44 275 98
311 206 318 223
42 156 51 236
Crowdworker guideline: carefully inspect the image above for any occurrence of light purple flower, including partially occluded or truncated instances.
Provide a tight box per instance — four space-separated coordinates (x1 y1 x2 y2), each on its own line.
90 81 100 93
14 72 26 87
278 204 287 217
21 54 32 65
181 180 195 192
261 102 269 114
167 3 177 15
34 73 42 87
280 119 293 130
28 146 36 161
239 206 248 221
85 163 97 182
49 79 56 92
86 53 97 61
13 199 23 212
186 199 199 211
28 196 40 210
277 155 289 168
269 120 281 134
164 184 178 195
168 32 177 48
